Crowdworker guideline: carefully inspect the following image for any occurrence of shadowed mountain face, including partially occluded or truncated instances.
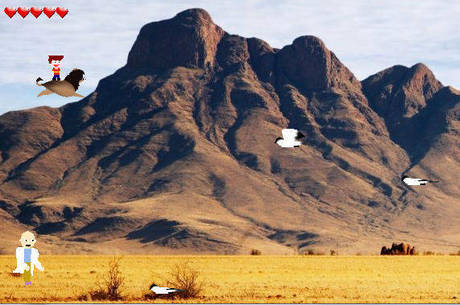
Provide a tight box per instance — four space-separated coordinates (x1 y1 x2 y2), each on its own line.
362 64 444 161
0 9 459 254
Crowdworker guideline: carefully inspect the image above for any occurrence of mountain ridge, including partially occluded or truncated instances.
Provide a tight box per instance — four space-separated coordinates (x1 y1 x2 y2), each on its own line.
0 8 458 254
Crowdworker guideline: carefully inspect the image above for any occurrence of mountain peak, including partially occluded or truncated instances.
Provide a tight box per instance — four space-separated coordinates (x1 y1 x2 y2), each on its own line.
406 62 440 89
445 85 460 94
175 8 213 22
292 35 327 50
277 35 360 91
411 62 429 71
362 62 443 125
126 8 224 70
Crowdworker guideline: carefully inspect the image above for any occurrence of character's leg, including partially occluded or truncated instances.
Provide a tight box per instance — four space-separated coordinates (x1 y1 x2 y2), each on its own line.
23 263 31 285
52 75 58 81
37 89 53 97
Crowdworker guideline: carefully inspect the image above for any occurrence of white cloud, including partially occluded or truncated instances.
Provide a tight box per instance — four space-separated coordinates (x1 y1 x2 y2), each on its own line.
1 0 460 114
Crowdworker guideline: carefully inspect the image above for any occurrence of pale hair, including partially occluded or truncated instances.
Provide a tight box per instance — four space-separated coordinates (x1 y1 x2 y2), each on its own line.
20 231 35 239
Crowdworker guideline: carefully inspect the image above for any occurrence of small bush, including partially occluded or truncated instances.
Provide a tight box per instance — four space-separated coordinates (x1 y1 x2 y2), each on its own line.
89 289 110 301
83 256 125 301
330 250 337 256
423 251 435 256
166 262 203 299
105 257 125 300
143 292 157 300
302 249 326 255
250 249 261 255
305 249 315 255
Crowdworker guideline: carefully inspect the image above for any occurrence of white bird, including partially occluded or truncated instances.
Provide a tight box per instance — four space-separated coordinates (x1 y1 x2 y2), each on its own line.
149 283 184 295
402 175 439 186
275 129 305 148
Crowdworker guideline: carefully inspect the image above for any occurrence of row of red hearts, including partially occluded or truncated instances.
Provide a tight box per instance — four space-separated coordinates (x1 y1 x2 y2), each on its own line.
4 7 69 18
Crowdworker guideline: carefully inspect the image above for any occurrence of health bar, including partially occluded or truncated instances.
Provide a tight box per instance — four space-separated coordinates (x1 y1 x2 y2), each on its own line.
4 7 69 18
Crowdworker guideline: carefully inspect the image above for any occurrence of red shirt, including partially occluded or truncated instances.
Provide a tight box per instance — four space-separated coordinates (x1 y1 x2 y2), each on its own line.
52 67 60 75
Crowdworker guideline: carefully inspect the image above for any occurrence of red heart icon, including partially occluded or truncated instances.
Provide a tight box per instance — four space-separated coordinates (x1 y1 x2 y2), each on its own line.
17 7 30 18
56 7 68 18
30 7 43 18
4 7 17 18
43 7 55 18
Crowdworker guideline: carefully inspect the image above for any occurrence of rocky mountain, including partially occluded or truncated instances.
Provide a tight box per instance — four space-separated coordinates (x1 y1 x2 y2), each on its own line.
0 9 458 254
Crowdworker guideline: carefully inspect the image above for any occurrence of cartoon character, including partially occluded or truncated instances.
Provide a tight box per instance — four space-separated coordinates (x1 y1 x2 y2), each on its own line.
36 69 85 98
13 231 44 286
49 55 64 81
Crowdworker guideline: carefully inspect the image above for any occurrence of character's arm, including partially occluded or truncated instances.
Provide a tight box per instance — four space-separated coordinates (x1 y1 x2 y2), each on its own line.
32 249 44 271
13 247 24 273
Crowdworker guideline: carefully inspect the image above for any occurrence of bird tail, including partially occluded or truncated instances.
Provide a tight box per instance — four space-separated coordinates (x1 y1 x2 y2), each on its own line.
36 77 44 86
428 180 439 183
296 131 305 140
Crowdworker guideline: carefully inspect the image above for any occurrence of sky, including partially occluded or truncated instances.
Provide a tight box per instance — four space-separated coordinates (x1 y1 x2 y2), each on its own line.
1 0 460 114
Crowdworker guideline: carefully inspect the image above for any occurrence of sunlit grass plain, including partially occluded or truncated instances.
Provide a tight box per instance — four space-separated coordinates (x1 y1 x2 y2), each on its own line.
0 255 458 303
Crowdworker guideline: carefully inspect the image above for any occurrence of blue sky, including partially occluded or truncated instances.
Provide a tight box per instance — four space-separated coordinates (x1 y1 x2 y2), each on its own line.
1 0 460 114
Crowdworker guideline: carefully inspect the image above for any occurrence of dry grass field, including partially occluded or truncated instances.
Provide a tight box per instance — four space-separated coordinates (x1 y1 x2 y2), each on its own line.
0 255 458 303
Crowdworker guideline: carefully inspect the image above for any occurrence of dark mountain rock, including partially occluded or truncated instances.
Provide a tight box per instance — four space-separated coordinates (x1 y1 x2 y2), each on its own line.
127 8 224 70
362 63 443 132
277 36 361 92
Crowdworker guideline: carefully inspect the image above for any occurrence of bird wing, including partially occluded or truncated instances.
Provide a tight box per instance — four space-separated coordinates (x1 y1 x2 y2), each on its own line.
152 287 170 294
37 89 54 97
156 287 184 294
277 140 291 148
282 129 297 140
416 179 428 185
295 131 305 140
403 178 418 185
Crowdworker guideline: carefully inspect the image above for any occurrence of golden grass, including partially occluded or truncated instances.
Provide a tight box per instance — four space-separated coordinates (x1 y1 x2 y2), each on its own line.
0 255 458 303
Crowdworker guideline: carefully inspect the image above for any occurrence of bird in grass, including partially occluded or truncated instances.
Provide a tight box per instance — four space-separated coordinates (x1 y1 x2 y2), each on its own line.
149 283 184 296
402 175 439 186
275 129 305 148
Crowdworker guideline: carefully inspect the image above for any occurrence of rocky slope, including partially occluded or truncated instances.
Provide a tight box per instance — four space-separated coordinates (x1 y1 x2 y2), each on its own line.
0 8 458 254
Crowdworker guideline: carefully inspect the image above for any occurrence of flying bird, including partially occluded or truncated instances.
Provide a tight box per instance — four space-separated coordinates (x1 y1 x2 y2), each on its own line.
149 283 184 296
402 176 439 186
36 69 85 98
275 129 305 148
